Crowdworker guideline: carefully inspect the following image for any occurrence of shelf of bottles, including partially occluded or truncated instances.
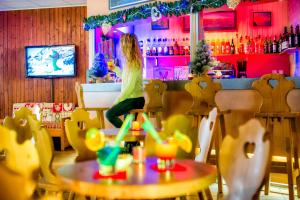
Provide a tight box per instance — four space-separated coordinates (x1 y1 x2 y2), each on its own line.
207 24 300 57
144 37 191 57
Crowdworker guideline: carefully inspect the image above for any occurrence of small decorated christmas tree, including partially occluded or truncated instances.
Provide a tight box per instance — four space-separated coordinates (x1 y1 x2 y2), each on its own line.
190 40 215 76
90 53 108 78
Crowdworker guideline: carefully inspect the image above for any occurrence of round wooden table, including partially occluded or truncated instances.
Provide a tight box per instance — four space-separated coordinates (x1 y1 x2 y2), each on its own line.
100 128 147 142
56 157 217 199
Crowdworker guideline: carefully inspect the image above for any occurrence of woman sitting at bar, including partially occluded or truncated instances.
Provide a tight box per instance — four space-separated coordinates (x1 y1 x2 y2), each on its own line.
106 33 145 128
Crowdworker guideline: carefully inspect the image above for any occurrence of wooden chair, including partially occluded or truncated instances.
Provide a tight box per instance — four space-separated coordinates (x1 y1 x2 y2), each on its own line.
185 75 221 128
75 81 108 128
3 107 37 144
27 115 64 198
0 125 40 200
130 79 167 129
195 107 218 162
252 73 300 199
65 108 102 162
219 119 270 200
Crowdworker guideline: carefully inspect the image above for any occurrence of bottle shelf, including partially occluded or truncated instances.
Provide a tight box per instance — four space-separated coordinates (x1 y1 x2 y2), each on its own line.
145 55 190 58
280 47 300 54
213 53 282 57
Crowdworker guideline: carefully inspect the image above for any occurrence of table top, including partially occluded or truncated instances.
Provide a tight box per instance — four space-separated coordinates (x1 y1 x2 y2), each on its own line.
101 128 147 142
56 157 217 199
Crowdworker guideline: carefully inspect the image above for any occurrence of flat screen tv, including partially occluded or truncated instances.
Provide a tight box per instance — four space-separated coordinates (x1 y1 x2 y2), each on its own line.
25 44 76 78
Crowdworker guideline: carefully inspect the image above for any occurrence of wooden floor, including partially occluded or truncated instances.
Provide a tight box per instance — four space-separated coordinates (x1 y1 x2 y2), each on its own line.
53 149 293 200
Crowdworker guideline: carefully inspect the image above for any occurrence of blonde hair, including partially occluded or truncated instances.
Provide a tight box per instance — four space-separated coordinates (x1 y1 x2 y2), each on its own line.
120 33 143 69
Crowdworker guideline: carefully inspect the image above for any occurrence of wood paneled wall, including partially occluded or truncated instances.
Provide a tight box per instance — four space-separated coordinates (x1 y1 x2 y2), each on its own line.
0 6 88 119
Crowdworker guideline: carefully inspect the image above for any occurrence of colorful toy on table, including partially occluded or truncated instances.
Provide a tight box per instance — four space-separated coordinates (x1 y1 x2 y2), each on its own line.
85 114 134 176
141 113 192 170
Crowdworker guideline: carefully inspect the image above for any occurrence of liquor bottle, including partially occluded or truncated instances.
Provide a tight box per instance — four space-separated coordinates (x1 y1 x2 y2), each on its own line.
184 37 190 55
179 38 185 55
272 36 278 53
221 39 226 54
225 39 231 54
210 39 216 56
173 39 179 55
152 37 157 56
215 39 221 55
268 37 273 53
157 38 163 56
259 35 264 54
163 38 169 55
230 39 235 54
296 25 300 47
244 36 249 54
239 36 244 54
289 25 296 48
278 34 283 53
168 38 174 56
281 26 289 51
146 38 151 56
264 37 269 54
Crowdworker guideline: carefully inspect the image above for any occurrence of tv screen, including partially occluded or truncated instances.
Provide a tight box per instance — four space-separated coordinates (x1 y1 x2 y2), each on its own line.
25 44 76 78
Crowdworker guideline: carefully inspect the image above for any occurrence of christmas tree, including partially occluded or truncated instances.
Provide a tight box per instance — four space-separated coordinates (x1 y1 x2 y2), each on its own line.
90 53 108 78
190 40 215 76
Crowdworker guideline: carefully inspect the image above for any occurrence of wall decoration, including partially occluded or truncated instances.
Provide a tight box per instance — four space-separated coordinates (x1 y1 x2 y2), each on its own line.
109 0 152 10
151 18 169 30
253 12 272 27
203 11 236 31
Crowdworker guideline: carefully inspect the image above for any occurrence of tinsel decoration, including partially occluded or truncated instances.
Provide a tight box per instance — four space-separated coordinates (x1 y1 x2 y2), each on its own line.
90 53 108 78
83 0 257 31
190 40 215 76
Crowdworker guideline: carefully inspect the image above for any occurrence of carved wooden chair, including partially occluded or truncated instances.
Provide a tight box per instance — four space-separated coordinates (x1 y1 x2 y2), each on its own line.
75 81 109 128
0 125 40 200
195 107 218 162
65 108 102 162
219 119 270 200
185 75 221 128
3 107 37 144
27 115 65 198
130 79 167 129
252 73 299 199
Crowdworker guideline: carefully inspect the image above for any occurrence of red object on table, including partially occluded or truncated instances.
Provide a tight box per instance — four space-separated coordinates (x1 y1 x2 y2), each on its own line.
93 171 127 180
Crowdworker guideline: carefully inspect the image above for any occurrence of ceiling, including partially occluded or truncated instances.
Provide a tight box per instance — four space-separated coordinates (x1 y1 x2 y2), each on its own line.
0 0 86 11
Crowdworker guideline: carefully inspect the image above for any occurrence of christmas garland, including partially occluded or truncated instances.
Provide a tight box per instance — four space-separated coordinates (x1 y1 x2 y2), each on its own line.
83 0 258 31
83 0 228 31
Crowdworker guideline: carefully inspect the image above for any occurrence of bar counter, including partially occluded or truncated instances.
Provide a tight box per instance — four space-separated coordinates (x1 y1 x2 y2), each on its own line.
82 78 300 118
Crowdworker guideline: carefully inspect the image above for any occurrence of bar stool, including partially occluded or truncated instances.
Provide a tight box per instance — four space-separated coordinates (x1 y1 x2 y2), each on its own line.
75 81 108 128
185 75 224 195
130 79 167 129
252 73 300 199
185 75 221 128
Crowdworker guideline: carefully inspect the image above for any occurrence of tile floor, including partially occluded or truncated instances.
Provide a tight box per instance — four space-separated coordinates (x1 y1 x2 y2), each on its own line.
53 149 294 200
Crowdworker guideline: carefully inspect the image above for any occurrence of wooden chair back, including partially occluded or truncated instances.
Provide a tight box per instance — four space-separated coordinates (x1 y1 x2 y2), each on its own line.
219 119 270 200
195 107 218 162
27 115 57 184
0 125 39 200
3 107 37 144
65 108 102 162
185 75 221 115
252 73 295 113
75 81 85 108
144 79 167 111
